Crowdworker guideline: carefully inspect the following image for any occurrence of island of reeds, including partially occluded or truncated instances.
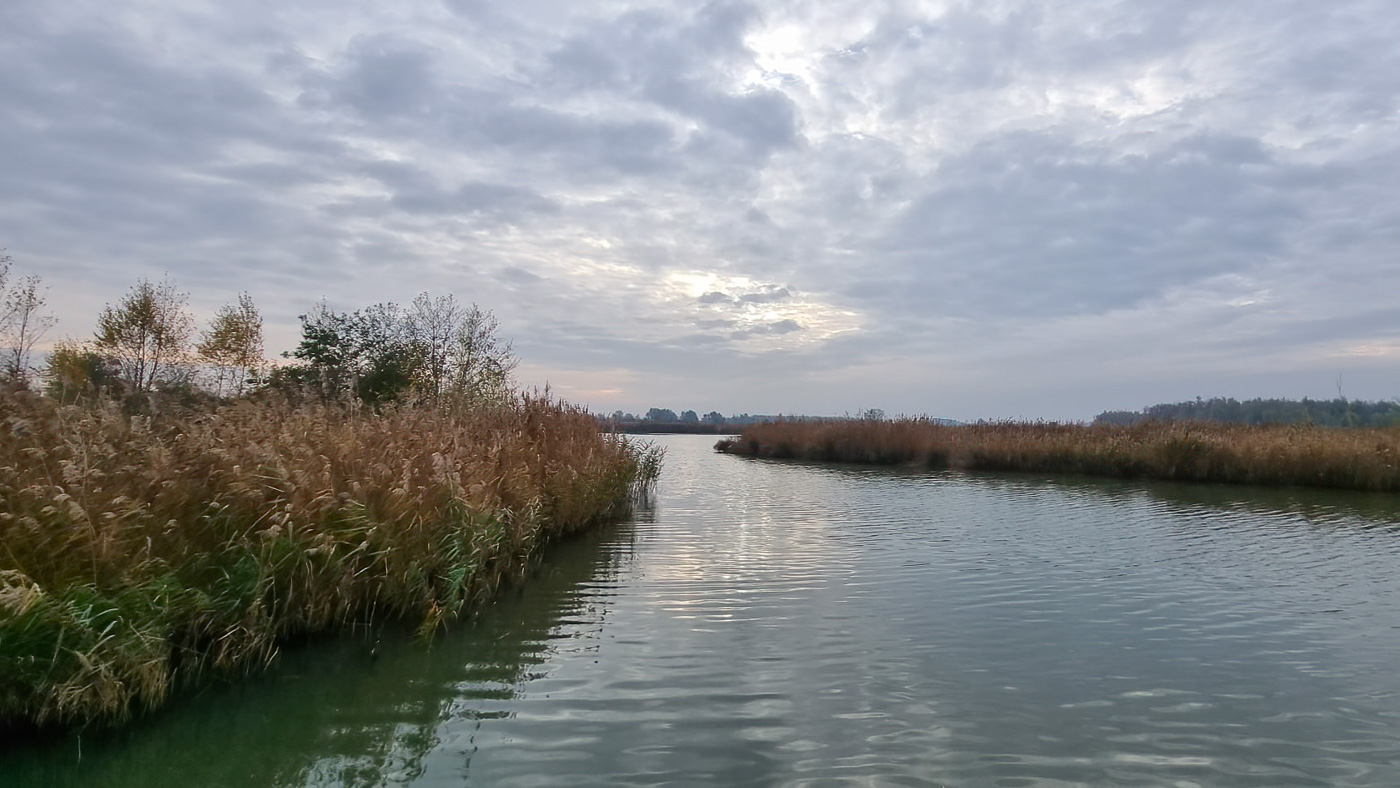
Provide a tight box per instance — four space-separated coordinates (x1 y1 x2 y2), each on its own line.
0 269 660 731
716 418 1400 492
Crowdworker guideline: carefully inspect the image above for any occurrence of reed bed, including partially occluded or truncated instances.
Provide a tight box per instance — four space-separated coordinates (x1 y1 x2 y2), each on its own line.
716 419 1400 491
0 389 659 729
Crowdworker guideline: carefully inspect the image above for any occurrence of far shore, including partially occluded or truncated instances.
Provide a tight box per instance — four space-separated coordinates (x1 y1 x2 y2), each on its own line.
716 419 1400 492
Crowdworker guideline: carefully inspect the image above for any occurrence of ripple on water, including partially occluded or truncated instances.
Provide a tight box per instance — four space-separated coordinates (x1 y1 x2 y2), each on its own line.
9 435 1400 787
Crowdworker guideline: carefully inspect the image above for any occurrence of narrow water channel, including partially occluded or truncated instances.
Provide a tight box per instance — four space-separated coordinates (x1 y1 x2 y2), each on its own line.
9 434 1400 786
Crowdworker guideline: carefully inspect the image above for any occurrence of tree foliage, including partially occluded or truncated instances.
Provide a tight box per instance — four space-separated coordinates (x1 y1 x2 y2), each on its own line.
196 292 264 397
1094 396 1400 428
42 339 121 402
284 293 516 406
93 278 195 394
0 252 56 386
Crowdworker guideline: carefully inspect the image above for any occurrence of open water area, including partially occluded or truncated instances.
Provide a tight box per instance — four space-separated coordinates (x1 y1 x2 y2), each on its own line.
8 433 1400 787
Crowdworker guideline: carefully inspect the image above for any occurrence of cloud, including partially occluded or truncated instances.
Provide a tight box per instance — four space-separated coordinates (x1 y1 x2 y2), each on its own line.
3 0 1400 419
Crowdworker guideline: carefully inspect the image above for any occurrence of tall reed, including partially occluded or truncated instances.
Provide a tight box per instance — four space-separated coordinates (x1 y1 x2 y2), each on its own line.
0 389 659 729
716 419 1400 491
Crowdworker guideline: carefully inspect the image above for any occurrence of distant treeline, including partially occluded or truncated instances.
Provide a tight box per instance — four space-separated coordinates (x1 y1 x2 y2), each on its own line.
603 408 805 428
599 409 958 434
1094 397 1400 428
601 411 829 434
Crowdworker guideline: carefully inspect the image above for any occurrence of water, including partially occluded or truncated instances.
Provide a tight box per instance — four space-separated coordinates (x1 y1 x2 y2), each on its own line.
9 434 1400 787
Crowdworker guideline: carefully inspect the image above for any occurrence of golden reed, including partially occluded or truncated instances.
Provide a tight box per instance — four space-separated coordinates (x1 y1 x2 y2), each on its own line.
717 419 1400 491
0 389 658 729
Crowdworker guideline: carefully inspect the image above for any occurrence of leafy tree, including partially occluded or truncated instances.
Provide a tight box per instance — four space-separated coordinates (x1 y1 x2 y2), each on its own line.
94 277 195 394
287 301 411 404
344 302 418 405
680 409 699 423
0 253 56 386
646 407 678 422
702 411 726 424
1093 396 1400 428
196 292 263 397
42 339 120 402
287 301 355 398
287 295 516 406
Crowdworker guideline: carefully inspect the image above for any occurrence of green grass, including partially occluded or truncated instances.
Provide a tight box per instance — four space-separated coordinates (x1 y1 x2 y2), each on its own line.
0 389 659 729
716 418 1400 491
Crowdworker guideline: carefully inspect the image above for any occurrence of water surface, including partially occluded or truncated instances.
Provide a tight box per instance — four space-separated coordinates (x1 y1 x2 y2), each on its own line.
9 434 1400 786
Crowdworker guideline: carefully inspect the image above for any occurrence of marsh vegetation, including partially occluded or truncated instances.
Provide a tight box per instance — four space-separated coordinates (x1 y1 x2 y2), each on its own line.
1 271 660 732
717 418 1400 491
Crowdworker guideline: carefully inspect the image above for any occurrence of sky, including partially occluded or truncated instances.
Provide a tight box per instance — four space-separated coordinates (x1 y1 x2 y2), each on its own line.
2 0 1399 421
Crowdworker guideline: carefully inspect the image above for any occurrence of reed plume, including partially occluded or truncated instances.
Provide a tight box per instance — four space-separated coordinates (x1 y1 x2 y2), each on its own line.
0 388 659 729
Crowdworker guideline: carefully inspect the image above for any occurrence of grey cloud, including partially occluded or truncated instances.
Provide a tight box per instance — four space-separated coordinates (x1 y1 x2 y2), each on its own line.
695 318 736 329
870 131 1305 318
737 287 790 304
499 266 544 283
538 2 800 156
730 319 803 340
7 0 1400 420
318 35 439 119
397 181 558 218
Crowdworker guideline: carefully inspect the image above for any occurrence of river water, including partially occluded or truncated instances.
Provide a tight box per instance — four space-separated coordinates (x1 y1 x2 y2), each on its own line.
9 434 1400 787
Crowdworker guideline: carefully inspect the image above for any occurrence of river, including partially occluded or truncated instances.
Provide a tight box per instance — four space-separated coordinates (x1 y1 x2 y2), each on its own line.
8 433 1400 786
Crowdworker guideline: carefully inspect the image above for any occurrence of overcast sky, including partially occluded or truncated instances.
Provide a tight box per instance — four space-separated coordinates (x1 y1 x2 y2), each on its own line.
3 0 1399 420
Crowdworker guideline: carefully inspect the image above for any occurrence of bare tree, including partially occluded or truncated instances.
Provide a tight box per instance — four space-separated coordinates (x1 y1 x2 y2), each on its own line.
197 292 264 397
449 303 517 404
407 292 463 401
0 252 58 387
0 274 56 386
405 293 517 404
94 277 195 394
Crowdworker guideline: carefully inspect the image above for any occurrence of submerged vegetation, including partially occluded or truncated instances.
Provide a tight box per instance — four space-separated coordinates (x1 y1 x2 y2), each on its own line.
717 419 1400 492
0 269 661 731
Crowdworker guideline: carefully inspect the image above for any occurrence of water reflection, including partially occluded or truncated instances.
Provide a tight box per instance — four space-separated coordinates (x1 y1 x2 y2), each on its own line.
9 435 1400 787
3 516 645 787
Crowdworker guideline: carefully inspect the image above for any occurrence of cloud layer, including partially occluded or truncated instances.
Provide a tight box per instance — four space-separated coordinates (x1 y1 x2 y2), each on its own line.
3 0 1399 418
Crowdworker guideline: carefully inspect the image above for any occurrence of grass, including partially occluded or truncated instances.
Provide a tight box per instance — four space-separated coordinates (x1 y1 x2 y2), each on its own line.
716 418 1400 491
0 389 659 730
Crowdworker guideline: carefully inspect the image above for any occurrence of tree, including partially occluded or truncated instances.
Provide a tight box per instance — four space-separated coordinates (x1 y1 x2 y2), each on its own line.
288 301 355 398
94 277 195 394
42 339 120 402
196 292 264 398
702 411 726 424
0 253 56 386
646 407 678 422
287 295 517 407
287 301 414 404
406 292 462 401
680 409 699 423
447 303 517 405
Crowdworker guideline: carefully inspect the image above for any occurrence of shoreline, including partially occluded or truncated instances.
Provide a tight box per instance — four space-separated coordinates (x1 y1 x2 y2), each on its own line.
715 419 1400 492
0 390 660 732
